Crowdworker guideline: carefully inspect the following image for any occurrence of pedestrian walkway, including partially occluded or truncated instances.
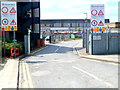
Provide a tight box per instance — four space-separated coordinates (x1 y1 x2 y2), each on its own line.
74 40 120 64
0 59 19 89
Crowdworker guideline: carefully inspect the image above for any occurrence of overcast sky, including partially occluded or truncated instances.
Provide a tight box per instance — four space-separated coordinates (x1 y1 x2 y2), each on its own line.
40 0 119 22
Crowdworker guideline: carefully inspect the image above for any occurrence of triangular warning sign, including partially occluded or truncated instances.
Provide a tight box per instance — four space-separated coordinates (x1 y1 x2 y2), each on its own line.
98 21 104 26
98 10 104 16
10 7 16 13
10 20 16 25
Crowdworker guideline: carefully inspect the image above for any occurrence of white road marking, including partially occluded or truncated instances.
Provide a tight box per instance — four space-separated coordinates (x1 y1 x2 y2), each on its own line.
72 66 114 88
54 46 61 53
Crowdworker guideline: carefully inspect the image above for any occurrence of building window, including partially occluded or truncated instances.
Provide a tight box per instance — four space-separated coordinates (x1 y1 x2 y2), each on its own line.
72 23 76 27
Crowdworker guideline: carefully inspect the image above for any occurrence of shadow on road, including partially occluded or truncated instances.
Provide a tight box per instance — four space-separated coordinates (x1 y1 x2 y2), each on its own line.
26 61 47 64
34 44 77 55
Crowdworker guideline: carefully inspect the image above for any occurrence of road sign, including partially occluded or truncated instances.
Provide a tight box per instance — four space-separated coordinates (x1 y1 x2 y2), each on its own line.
1 2 17 31
91 4 105 32
98 20 104 26
91 20 98 26
10 20 17 25
99 27 102 32
2 18 9 25
98 10 104 16
91 10 97 16
10 7 16 13
2 7 8 13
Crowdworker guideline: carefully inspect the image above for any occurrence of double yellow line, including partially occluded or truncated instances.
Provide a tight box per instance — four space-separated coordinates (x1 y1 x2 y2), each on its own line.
18 60 34 88
19 46 48 88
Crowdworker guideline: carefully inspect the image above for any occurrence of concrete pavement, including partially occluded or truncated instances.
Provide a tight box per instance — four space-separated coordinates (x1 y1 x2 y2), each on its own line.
0 59 19 89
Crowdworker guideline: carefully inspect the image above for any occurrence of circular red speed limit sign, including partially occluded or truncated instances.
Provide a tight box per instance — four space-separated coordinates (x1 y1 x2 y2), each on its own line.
2 7 8 13
2 18 9 25
91 9 97 16
91 20 98 26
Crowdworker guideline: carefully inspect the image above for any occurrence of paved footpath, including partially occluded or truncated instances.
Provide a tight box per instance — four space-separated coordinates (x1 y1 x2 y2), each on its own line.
0 59 19 89
74 40 120 64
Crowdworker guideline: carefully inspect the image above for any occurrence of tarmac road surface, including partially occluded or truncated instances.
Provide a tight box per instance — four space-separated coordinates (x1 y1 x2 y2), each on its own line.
23 40 118 88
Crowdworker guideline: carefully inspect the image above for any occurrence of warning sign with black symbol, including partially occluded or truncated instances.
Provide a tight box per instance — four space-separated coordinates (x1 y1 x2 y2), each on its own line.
98 21 104 26
10 20 16 25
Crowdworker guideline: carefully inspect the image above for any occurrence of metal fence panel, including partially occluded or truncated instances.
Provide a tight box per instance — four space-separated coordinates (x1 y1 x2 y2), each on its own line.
89 33 120 55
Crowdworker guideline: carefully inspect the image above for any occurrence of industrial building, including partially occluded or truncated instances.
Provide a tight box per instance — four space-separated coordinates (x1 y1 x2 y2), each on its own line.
41 19 110 32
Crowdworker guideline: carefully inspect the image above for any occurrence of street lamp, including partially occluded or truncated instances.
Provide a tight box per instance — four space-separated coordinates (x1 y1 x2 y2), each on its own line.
82 13 88 48
84 13 88 19
84 13 89 52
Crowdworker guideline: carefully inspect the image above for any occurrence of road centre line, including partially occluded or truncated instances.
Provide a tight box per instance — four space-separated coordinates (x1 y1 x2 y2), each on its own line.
72 66 114 88
54 46 61 53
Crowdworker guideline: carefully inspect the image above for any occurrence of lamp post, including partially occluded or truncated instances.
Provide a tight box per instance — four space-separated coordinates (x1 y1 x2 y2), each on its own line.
84 13 88 19
83 13 88 48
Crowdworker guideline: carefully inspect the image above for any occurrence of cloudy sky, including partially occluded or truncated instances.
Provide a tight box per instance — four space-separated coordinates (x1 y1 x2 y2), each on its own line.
40 0 119 22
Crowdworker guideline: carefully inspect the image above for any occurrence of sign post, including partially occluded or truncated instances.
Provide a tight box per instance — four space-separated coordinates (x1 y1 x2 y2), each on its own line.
1 1 17 58
28 29 31 55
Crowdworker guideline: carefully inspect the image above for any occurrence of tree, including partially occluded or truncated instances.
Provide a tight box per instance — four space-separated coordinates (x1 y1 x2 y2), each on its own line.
77 28 81 31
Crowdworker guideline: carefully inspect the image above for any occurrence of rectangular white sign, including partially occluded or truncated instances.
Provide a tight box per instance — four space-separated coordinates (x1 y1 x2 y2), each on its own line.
91 4 105 32
1 1 17 31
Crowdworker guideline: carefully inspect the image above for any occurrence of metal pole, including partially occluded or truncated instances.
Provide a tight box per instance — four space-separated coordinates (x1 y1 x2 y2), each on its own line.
39 1 41 39
91 26 94 55
83 20 85 48
107 31 109 54
28 34 30 55
13 31 16 58
3 31 6 62
28 30 31 55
